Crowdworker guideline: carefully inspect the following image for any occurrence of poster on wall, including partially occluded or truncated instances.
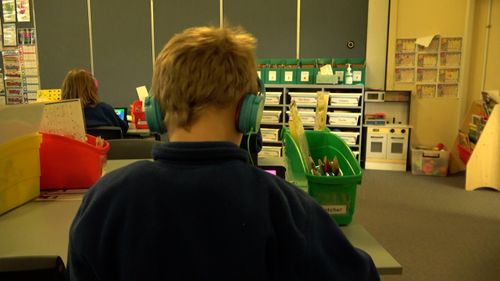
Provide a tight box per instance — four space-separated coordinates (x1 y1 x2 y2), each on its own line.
18 28 35 45
2 0 16 23
437 84 458 98
395 36 463 98
395 53 415 67
416 84 436 98
394 68 414 83
440 37 462 52
417 68 437 83
0 74 4 95
396 38 416 53
2 23 17 46
15 0 30 22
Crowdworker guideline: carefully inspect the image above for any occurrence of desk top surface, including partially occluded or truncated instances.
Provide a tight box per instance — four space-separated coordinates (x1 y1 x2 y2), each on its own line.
0 159 401 275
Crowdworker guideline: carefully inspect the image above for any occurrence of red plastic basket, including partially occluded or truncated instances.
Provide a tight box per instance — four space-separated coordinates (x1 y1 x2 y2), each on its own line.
40 133 109 189
457 144 472 164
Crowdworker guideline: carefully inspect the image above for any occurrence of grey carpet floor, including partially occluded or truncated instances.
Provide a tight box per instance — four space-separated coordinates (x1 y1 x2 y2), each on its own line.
354 170 500 281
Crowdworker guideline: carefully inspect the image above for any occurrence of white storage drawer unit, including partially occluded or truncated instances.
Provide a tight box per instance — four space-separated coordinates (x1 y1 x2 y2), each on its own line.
331 131 359 145
262 110 281 123
265 92 282 105
289 92 317 106
327 112 361 126
329 93 362 106
260 146 282 157
287 111 316 125
261 128 280 142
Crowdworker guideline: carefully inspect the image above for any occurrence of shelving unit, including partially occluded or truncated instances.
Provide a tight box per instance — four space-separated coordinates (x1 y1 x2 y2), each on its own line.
259 84 364 162
460 103 499 191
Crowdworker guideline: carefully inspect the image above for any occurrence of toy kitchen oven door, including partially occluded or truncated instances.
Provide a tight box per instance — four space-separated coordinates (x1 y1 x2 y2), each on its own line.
365 125 411 171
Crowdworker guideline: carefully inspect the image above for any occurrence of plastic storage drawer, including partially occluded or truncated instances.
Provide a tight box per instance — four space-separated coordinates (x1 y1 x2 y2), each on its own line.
260 146 282 157
262 110 281 124
287 111 316 126
330 131 359 145
261 128 280 142
329 94 362 106
289 92 317 106
328 112 361 126
265 92 282 105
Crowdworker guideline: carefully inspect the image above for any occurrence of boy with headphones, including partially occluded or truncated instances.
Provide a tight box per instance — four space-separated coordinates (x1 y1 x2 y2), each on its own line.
67 26 379 281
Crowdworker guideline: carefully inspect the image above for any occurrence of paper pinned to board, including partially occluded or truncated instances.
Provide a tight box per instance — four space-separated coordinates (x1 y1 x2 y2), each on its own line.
416 35 439 47
0 102 44 145
136 86 149 102
319 64 334 75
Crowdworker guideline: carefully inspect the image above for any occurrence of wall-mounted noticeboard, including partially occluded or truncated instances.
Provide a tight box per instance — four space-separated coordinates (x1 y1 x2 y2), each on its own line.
394 36 463 99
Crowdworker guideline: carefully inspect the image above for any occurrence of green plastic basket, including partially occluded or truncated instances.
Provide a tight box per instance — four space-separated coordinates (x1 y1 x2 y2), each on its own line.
297 58 318 84
282 128 362 225
256 59 269 82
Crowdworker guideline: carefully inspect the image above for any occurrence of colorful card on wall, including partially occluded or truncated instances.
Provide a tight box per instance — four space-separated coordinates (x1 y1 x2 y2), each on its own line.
437 84 458 98
2 0 16 23
417 53 438 67
439 68 460 83
37 89 61 102
416 84 436 98
396 38 416 53
395 53 415 67
417 68 437 82
394 68 414 83
2 23 17 46
5 87 23 104
440 37 462 52
15 0 30 22
18 28 36 45
0 74 4 95
440 52 461 66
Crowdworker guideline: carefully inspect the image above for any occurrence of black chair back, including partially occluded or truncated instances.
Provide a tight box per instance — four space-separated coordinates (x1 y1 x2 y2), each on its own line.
0 255 66 281
86 126 123 140
107 139 161 159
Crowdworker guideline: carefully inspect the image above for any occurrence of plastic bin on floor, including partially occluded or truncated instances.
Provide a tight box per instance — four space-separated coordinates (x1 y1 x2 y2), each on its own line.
282 128 362 225
40 133 110 189
0 133 42 215
411 146 450 176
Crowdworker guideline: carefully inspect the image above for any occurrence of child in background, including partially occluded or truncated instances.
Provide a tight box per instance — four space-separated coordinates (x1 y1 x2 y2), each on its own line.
61 69 128 135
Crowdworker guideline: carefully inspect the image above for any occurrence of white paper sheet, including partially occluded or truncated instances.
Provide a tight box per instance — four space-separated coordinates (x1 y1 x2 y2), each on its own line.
416 35 439 47
136 86 149 102
39 99 86 141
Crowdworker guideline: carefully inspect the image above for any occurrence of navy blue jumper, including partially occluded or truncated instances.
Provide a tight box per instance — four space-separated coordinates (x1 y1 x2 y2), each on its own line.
67 141 379 281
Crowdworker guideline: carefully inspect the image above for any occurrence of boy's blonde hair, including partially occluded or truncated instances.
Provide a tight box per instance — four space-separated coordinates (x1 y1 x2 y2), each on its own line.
151 26 258 130
61 69 99 108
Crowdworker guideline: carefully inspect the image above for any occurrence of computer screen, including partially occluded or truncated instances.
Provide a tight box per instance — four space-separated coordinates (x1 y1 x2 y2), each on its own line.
114 107 127 121
259 165 286 179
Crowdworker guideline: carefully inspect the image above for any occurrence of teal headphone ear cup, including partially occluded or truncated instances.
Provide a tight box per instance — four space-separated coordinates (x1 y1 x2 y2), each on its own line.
144 96 167 134
238 94 264 134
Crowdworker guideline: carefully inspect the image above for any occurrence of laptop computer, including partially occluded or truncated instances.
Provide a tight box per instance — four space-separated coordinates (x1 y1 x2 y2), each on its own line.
259 165 286 179
114 107 127 121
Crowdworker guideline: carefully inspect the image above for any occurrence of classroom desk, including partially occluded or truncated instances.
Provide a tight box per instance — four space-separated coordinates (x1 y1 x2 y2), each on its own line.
126 127 151 137
126 127 161 141
0 160 402 275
